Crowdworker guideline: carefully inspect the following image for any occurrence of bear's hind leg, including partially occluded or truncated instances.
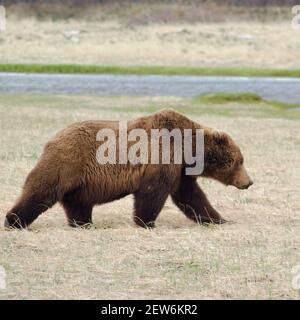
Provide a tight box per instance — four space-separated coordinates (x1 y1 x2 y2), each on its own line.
171 176 227 224
5 158 61 229
5 191 57 229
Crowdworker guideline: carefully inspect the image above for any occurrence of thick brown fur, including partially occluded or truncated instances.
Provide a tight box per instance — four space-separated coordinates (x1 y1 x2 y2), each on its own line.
5 109 253 229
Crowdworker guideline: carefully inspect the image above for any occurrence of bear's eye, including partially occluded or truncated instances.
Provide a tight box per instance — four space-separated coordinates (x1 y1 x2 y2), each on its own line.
232 158 240 169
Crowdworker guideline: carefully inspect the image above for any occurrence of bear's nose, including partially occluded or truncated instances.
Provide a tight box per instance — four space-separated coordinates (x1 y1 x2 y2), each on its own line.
237 179 253 189
244 180 253 189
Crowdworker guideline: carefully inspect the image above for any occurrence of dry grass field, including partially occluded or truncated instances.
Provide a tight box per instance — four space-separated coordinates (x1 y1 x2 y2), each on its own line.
0 12 299 68
0 93 299 299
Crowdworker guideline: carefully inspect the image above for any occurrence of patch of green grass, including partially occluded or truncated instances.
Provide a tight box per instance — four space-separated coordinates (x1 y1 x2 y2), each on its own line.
266 100 300 110
192 92 300 119
1 64 300 78
193 91 300 109
194 92 263 104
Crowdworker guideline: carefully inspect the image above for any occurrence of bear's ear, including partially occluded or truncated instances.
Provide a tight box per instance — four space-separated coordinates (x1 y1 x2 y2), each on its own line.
213 131 229 146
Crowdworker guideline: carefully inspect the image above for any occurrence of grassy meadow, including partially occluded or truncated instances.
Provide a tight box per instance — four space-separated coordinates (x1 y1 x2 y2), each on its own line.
0 93 299 299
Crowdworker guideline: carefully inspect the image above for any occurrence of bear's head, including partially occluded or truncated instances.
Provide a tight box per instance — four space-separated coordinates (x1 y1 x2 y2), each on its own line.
202 131 253 189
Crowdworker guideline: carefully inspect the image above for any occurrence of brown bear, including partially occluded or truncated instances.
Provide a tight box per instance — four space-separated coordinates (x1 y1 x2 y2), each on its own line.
5 109 253 229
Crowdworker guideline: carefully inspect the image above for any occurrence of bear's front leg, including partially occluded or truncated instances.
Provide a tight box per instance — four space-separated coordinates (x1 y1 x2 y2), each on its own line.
171 176 227 224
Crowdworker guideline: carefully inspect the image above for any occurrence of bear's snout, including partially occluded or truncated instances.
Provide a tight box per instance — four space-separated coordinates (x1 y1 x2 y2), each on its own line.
237 179 253 190
231 165 253 190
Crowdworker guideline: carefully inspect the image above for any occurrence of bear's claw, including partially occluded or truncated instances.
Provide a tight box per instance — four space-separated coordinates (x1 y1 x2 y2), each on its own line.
4 214 26 229
4 217 10 229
